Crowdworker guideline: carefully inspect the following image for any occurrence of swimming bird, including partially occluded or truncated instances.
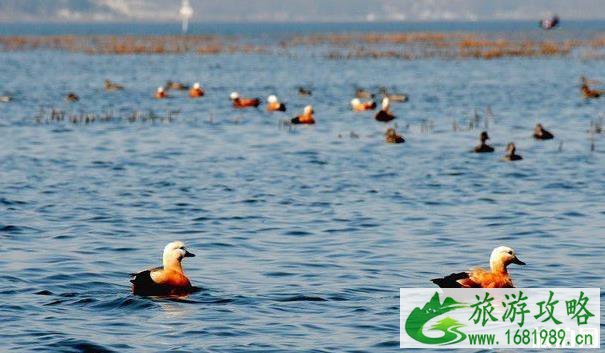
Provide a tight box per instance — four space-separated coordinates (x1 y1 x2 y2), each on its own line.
266 95 286 112
379 87 408 102
355 88 374 99
130 241 196 296
230 92 261 108
374 97 396 122
580 76 603 99
291 105 315 125
503 142 523 161
165 81 189 91
431 246 525 288
539 15 560 30
66 93 79 102
189 82 204 98
104 79 124 91
0 95 11 103
533 123 554 140
351 98 376 112
155 86 168 99
298 86 312 96
385 128 405 144
474 131 494 153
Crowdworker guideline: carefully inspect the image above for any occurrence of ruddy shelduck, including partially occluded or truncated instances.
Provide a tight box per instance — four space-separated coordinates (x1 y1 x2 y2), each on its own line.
189 82 204 98
155 86 167 99
266 95 286 112
104 79 124 91
130 241 196 296
230 91 261 108
291 105 315 125
351 98 376 112
432 246 525 288
374 97 396 122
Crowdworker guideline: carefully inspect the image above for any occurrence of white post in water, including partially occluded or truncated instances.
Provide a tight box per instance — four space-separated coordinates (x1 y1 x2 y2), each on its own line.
180 0 193 33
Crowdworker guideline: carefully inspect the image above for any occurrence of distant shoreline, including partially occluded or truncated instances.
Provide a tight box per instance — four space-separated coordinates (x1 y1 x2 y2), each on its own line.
2 19 605 37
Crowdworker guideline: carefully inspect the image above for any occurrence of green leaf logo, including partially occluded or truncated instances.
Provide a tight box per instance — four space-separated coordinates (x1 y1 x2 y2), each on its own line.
405 292 467 345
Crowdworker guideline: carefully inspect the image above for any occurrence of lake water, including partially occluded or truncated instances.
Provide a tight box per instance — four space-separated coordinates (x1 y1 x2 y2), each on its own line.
0 21 604 352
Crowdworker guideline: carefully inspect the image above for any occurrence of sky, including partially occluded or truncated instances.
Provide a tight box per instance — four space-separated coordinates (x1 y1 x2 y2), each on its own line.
1 0 605 22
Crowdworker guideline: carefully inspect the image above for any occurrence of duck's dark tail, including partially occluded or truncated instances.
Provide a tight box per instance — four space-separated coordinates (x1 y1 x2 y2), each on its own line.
431 272 469 288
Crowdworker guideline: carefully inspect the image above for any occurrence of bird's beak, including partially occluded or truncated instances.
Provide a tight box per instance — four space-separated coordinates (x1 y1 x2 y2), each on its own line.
511 256 525 265
184 250 195 258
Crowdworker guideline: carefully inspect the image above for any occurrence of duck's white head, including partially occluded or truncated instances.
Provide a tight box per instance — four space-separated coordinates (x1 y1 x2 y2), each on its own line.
381 97 390 110
163 241 195 268
351 98 361 106
268 95 278 103
490 246 525 272
230 91 240 100
157 86 164 93
193 82 200 89
304 105 314 115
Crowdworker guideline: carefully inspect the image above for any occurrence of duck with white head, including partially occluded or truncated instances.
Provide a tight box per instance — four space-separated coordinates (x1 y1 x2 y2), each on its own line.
155 86 167 99
351 98 377 112
130 241 196 296
431 246 525 288
291 105 315 125
266 95 286 112
189 82 204 98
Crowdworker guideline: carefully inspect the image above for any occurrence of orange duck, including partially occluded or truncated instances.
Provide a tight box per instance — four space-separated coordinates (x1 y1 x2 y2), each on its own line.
189 82 204 98
432 246 525 288
155 86 168 99
130 241 196 296
374 97 396 122
230 92 261 108
351 98 376 112
266 95 286 112
291 105 315 125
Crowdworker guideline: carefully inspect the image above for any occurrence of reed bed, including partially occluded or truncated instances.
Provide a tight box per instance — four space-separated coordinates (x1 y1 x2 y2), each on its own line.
1 32 605 59
0 35 264 55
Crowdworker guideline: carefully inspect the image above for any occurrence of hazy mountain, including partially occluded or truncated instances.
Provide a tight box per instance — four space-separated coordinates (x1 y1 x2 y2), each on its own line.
1 0 604 22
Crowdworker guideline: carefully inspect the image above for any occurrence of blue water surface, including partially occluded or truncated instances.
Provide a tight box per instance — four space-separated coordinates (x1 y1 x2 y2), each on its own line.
0 22 604 352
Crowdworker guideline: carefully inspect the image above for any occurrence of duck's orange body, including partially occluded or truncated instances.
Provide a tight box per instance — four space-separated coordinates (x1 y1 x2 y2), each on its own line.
233 97 261 108
292 114 315 124
155 91 167 99
267 101 286 112
291 105 315 125
352 101 376 112
189 88 204 98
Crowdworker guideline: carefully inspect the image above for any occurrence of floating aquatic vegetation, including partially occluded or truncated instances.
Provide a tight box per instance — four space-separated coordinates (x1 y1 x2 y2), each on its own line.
30 108 180 125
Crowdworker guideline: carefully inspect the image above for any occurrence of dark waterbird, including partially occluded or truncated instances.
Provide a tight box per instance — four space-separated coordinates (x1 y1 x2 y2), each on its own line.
503 142 522 161
474 131 494 153
533 123 554 140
